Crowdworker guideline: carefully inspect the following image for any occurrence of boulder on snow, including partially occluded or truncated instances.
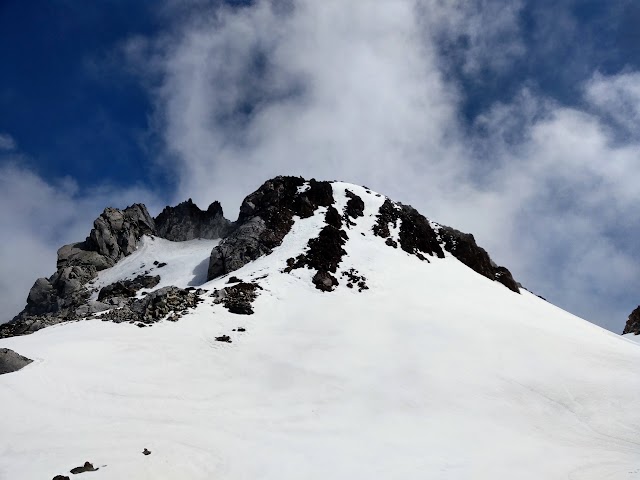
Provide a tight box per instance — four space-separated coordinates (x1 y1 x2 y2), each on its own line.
0 348 33 375
69 462 98 474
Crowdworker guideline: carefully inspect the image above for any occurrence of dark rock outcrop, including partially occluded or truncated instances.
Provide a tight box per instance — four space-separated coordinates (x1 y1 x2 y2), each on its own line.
343 189 365 226
212 282 262 315
0 348 33 375
373 199 519 293
285 207 348 291
623 306 640 335
155 199 233 241
373 199 444 261
439 227 520 293
208 177 334 280
98 275 161 301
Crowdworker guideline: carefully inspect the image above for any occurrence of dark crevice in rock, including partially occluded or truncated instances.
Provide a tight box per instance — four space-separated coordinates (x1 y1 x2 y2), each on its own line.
623 306 640 335
0 348 33 375
208 177 334 280
155 199 233 241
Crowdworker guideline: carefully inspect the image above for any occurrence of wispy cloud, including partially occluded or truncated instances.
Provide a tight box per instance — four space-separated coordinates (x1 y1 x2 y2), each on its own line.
0 133 16 151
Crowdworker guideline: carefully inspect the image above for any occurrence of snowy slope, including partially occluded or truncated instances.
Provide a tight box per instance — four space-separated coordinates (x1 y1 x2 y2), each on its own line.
1 183 640 480
87 237 220 298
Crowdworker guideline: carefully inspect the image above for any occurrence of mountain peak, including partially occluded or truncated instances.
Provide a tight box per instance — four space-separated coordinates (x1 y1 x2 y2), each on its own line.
2 177 518 338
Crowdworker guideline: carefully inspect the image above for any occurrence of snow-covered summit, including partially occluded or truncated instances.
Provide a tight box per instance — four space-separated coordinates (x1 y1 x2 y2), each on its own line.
1 177 639 479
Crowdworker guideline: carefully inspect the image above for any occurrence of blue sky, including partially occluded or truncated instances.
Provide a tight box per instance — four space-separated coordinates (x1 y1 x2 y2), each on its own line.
1 0 639 333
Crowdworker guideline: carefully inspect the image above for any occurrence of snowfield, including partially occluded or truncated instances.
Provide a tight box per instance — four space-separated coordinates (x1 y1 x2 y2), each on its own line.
1 183 639 480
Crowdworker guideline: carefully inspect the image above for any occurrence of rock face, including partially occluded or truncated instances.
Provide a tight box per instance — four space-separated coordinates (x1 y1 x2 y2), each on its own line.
623 306 640 335
2 204 157 338
57 204 156 272
0 348 33 375
208 177 334 280
155 199 233 241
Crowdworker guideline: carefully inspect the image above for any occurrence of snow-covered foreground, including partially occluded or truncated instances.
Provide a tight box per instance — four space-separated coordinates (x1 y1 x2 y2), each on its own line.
1 183 639 480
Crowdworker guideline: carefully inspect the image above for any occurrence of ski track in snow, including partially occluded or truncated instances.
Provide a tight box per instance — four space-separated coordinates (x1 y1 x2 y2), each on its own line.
0 182 639 479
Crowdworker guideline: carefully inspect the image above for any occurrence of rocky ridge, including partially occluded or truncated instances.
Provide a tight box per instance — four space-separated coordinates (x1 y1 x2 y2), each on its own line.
2 176 524 339
155 199 233 241
623 306 640 335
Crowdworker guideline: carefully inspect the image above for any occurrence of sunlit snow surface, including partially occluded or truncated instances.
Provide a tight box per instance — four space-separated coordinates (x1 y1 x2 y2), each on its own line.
1 183 640 480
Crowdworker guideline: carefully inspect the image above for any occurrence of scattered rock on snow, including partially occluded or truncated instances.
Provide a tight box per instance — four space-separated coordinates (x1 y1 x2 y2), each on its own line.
97 275 161 301
213 282 262 315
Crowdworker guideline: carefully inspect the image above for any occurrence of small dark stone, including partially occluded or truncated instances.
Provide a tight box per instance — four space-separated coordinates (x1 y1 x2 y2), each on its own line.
143 448 151 456
52 476 70 480
237 327 246 332
70 461 98 474
215 335 232 343
227 276 243 284
157 262 167 268
153 261 159 265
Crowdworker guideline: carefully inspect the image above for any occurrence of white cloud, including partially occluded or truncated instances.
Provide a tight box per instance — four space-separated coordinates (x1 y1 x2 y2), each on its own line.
585 71 640 137
0 133 16 151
